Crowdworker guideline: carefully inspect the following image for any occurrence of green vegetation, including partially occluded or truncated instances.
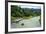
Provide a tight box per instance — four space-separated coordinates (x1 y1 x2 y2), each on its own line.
11 5 41 19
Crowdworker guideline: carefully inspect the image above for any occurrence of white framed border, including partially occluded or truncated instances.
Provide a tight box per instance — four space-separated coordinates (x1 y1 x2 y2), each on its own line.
8 2 44 32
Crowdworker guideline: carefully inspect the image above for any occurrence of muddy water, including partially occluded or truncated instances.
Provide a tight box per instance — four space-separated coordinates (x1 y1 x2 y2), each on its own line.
11 16 41 28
